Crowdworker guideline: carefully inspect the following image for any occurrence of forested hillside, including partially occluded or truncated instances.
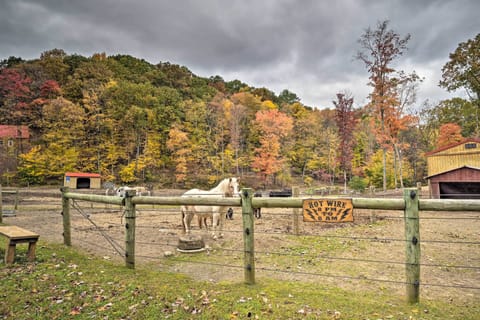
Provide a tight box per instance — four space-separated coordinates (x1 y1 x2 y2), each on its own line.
0 32 478 189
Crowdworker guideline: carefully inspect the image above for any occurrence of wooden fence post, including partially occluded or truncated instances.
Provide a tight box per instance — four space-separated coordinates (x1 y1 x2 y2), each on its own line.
14 189 19 210
124 189 136 269
292 186 299 235
241 188 255 284
404 188 420 303
60 187 71 246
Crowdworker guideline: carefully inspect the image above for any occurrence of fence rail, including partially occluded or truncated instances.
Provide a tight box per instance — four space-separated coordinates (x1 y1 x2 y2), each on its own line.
60 186 480 304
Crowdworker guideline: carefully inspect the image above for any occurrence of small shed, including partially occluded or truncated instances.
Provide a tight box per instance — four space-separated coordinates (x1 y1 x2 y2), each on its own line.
64 172 101 189
427 166 480 199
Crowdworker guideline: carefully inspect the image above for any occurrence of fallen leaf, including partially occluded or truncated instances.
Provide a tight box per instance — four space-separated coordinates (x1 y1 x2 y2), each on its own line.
69 306 82 315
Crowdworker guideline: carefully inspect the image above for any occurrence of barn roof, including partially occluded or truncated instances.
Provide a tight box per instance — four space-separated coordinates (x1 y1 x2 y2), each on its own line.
426 165 480 179
65 172 101 178
0 125 29 138
425 138 480 156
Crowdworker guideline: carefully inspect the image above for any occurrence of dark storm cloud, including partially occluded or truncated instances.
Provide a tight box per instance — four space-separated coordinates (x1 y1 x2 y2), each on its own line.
0 0 478 108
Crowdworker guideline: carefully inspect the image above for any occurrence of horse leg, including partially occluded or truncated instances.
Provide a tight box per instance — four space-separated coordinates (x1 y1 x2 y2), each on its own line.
205 215 213 230
219 211 224 238
181 208 187 233
185 213 193 233
212 212 224 240
211 213 218 239
181 207 193 234
197 214 210 230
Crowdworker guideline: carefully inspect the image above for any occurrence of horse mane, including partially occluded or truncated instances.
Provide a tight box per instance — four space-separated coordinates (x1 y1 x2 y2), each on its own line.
210 177 237 197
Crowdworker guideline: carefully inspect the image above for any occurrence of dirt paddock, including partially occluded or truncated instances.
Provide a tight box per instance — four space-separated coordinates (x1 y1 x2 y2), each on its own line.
2 187 479 304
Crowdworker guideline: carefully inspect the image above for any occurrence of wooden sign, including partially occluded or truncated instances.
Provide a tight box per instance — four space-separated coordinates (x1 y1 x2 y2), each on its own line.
302 199 353 222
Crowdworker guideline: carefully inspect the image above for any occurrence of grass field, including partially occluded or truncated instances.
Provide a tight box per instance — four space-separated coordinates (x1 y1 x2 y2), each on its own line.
1 239 479 319
1 187 479 319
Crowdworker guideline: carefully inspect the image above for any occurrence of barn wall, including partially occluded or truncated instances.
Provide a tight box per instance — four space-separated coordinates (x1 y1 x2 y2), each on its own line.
90 178 101 189
427 149 480 176
429 167 480 183
429 182 440 199
64 176 78 188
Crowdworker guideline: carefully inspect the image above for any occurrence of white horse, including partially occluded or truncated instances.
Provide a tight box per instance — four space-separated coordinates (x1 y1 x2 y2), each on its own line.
181 177 240 239
116 186 151 197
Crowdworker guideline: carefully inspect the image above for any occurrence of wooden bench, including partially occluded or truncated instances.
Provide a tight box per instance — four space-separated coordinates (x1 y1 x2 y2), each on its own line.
0 226 40 264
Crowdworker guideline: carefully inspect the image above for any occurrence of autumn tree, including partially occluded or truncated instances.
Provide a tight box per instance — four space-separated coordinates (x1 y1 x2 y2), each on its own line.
252 108 293 186
18 97 85 181
356 20 411 191
0 68 32 124
286 102 322 184
218 95 247 175
334 93 356 192
230 92 263 173
166 126 190 186
436 123 464 148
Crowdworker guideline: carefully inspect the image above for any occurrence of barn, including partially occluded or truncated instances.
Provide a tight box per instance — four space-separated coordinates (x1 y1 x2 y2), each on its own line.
64 172 102 189
426 138 480 199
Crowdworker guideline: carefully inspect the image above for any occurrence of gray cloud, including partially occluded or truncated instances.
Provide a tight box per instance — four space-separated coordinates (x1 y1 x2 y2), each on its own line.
0 0 478 108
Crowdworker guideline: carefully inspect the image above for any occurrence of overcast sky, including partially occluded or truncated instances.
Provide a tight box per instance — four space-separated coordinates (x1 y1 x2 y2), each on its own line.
1 0 478 109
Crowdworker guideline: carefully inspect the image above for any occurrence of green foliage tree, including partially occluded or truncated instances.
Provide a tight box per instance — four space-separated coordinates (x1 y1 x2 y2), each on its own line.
440 33 480 100
429 98 479 138
348 176 368 193
39 49 70 84
440 33 480 138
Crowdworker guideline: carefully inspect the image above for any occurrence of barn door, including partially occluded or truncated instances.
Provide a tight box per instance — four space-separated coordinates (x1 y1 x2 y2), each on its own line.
439 182 480 199
76 178 91 189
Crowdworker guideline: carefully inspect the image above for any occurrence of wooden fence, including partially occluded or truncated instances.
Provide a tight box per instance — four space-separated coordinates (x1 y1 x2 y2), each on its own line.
60 187 480 304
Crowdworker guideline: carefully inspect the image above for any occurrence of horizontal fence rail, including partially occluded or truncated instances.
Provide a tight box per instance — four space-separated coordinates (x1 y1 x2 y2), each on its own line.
60 187 480 304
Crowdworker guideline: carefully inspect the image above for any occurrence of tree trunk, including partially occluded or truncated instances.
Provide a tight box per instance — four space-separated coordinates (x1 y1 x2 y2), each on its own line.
382 147 387 192
394 144 404 188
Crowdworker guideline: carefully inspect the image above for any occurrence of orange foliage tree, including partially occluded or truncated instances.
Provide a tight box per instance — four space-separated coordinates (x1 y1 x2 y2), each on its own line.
252 109 293 185
357 20 412 190
436 123 464 148
166 126 190 186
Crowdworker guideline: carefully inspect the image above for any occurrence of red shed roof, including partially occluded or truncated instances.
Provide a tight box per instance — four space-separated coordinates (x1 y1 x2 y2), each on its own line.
0 125 29 138
65 172 101 178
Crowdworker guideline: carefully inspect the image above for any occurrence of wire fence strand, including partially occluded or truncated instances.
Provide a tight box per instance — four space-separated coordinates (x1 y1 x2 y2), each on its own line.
65 196 480 296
